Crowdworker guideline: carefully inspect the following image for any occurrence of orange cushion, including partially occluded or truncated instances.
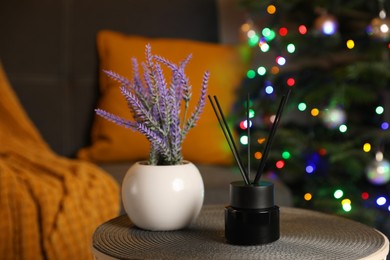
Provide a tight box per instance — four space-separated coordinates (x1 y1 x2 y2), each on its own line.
77 30 247 165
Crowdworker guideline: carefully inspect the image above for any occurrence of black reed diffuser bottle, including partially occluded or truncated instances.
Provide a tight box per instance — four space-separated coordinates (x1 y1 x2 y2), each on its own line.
209 89 290 246
225 181 279 245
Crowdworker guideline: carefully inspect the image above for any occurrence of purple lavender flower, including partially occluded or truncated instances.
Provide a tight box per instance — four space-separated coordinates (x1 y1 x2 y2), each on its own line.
103 70 132 89
95 109 137 130
95 44 209 165
182 70 209 138
131 58 150 108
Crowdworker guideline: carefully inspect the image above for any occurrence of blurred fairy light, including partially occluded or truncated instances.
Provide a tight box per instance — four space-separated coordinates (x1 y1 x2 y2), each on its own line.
262 28 271 37
282 151 291 159
380 23 389 33
304 193 312 201
265 86 274 94
298 102 307 111
276 160 285 169
247 70 256 79
341 198 351 205
286 78 295 86
298 25 308 34
376 151 384 161
379 8 386 19
279 27 288 36
276 56 286 66
376 196 387 206
342 202 352 212
239 119 253 130
241 23 251 32
361 192 369 200
323 22 337 35
271 66 280 74
259 42 270 52
318 148 327 156
305 164 315 174
240 135 248 145
376 106 384 114
254 151 262 160
248 34 260 46
257 66 267 76
247 29 257 38
249 109 255 118
316 14 338 35
311 108 320 117
346 39 355 49
246 30 258 39
267 4 276 15
363 143 372 152
334 189 344 199
339 124 348 133
287 43 296 53
341 198 352 212
381 122 389 130
244 120 252 129
239 121 246 130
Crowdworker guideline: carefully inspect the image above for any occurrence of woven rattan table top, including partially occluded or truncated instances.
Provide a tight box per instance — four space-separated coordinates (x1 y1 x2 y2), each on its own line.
92 205 389 259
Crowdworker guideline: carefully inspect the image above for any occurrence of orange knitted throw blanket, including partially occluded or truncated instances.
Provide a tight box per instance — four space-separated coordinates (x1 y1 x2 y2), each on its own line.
0 63 120 260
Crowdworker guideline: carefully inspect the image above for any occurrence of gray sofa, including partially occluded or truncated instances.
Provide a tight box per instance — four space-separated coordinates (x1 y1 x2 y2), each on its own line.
0 0 292 208
0 0 221 157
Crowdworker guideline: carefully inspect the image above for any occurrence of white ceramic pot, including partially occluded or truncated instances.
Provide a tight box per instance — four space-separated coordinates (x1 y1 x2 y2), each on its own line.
121 161 204 231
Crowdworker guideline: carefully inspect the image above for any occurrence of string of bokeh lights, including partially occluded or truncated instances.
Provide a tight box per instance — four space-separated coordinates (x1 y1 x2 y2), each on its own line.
239 3 390 213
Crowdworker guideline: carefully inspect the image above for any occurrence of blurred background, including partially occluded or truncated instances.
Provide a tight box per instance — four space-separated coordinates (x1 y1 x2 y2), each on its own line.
1 0 389 243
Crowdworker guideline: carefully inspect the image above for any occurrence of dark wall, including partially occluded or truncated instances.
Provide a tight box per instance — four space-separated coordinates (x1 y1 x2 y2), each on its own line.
0 0 219 156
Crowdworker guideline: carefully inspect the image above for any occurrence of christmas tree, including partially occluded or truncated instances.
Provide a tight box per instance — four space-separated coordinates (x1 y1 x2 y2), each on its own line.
233 0 390 237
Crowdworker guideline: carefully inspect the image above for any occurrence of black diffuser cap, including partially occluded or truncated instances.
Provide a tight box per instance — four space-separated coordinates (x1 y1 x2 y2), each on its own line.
230 181 274 209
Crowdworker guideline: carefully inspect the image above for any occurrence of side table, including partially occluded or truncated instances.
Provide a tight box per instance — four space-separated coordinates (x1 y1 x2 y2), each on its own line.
92 205 389 259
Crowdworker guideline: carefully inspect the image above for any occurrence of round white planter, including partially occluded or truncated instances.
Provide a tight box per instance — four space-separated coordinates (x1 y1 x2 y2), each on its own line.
122 161 204 231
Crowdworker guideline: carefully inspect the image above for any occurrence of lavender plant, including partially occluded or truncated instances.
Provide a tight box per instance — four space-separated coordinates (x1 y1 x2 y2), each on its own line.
95 44 209 165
